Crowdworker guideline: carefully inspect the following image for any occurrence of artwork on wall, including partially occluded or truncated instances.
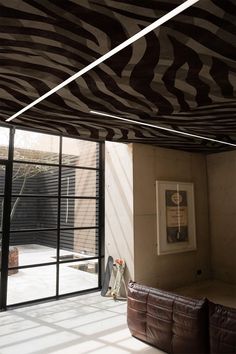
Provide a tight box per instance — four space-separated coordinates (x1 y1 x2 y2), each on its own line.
156 181 196 255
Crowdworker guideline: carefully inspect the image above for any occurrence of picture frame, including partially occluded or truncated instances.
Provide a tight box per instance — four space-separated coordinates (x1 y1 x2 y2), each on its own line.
156 181 196 255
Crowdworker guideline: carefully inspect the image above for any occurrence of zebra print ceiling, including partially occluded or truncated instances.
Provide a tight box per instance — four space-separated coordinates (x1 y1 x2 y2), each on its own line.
0 0 235 153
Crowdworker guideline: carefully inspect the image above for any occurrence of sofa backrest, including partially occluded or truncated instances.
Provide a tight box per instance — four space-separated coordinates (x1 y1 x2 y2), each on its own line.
128 281 209 354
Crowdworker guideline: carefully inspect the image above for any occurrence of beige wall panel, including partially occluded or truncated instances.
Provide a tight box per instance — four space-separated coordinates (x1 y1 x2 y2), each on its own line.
105 142 134 289
133 144 211 290
207 150 236 284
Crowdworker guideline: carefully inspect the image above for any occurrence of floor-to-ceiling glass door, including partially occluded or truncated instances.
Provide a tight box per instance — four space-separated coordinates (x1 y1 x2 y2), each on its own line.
0 126 104 310
0 162 6 260
0 162 6 309
0 161 6 310
0 126 10 310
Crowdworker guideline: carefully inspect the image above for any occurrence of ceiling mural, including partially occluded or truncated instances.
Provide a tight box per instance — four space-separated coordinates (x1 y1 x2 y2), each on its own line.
0 0 235 153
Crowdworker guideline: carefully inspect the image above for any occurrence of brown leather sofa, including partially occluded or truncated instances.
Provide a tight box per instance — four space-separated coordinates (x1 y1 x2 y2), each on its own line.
127 281 236 354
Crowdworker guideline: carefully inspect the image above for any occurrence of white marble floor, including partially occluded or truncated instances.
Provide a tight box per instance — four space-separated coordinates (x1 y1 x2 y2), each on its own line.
0 292 164 354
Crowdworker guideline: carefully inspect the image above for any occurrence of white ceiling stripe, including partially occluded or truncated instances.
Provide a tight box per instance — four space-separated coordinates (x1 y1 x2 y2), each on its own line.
90 110 236 147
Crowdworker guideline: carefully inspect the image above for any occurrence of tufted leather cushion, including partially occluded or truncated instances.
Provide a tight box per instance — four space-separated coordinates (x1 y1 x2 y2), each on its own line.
127 281 209 354
209 301 236 354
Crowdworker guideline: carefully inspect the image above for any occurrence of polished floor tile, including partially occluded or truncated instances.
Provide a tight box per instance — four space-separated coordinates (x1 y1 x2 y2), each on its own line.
0 292 164 354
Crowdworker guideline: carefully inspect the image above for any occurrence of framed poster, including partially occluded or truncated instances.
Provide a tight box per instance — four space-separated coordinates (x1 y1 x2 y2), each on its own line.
156 181 196 255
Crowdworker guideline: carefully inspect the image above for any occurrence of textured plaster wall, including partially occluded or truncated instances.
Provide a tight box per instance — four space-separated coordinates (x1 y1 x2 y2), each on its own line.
207 150 236 284
133 144 211 290
105 142 134 290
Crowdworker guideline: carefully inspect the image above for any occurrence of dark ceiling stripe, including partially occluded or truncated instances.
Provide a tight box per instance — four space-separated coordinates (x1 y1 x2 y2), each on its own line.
0 38 98 67
0 4 98 44
210 58 234 98
167 21 236 61
212 0 236 15
130 30 173 115
168 35 212 107
82 73 143 116
0 25 100 59
93 67 152 112
94 1 236 36
24 0 133 76
0 76 25 90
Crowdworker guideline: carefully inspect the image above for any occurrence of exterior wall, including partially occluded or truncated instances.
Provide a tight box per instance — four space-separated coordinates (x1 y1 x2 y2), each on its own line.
73 141 99 255
1 169 59 246
207 150 236 284
105 142 134 289
133 144 211 290
0 141 100 255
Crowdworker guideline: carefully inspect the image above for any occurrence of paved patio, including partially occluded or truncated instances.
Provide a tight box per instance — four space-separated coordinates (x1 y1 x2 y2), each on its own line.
7 244 98 305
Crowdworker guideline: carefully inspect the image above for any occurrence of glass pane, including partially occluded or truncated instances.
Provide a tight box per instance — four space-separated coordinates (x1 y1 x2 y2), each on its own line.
14 130 59 164
0 165 5 195
0 197 4 232
7 265 56 305
59 260 98 295
62 137 99 168
9 231 57 267
0 126 9 159
60 199 97 228
0 168 5 273
0 167 4 279
73 229 98 257
12 163 59 195
0 232 2 271
61 167 98 197
59 228 98 261
10 197 58 231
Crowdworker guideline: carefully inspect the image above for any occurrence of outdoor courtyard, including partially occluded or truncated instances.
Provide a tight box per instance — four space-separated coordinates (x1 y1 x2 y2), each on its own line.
7 244 98 305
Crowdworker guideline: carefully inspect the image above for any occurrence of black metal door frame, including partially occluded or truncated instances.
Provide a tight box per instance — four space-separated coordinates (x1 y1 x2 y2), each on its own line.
0 128 14 310
0 126 104 310
0 159 7 310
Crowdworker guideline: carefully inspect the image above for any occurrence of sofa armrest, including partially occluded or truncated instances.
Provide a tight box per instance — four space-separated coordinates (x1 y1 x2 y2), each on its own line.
209 301 236 354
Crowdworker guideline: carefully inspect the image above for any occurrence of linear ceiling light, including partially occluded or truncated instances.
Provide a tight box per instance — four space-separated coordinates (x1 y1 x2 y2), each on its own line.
6 0 199 122
90 110 236 148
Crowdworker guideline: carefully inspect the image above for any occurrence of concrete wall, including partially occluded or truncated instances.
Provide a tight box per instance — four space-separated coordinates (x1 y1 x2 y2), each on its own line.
105 142 135 289
207 150 236 284
133 144 211 290
105 142 236 291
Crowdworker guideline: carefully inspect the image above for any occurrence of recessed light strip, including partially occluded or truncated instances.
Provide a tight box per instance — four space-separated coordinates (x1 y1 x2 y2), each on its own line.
6 0 199 122
89 110 236 148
